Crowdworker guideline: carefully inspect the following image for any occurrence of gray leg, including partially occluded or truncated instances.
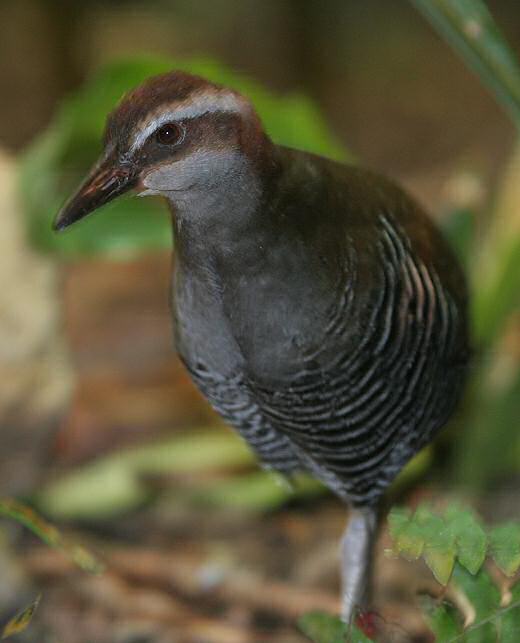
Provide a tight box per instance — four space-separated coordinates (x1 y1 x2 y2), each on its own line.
340 505 379 623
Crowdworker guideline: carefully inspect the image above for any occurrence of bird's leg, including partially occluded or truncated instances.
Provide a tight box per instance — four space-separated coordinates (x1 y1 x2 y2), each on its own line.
340 505 379 624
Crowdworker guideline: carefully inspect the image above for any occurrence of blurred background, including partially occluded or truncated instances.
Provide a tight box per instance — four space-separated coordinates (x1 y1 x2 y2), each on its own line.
0 1 519 642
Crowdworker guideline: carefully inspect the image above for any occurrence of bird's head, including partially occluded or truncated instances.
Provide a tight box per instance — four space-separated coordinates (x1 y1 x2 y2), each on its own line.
53 71 271 231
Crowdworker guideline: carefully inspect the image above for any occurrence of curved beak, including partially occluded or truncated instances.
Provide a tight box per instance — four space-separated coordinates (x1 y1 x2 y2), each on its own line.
53 155 137 232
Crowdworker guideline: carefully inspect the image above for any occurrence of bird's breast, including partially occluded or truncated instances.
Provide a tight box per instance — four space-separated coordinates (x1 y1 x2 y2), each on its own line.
220 247 356 385
172 241 355 387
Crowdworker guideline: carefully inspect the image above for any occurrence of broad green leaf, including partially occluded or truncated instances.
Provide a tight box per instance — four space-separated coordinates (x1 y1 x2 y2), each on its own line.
192 470 324 512
489 523 520 577
452 564 500 643
442 208 476 269
387 506 425 561
425 602 465 641
423 544 457 586
1 595 41 639
0 499 102 574
298 611 373 643
471 142 520 345
20 56 348 257
35 428 255 520
411 0 520 126
35 428 325 519
444 505 487 575
472 237 520 345
388 505 458 578
456 371 520 488
298 611 347 643
416 505 457 584
389 506 520 641
388 505 490 584
387 506 412 540
497 582 520 643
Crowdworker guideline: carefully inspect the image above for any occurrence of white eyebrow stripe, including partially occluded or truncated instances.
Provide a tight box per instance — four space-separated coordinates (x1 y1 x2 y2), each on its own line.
130 91 244 153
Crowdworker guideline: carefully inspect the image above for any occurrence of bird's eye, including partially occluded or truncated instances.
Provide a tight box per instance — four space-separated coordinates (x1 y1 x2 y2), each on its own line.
155 122 183 146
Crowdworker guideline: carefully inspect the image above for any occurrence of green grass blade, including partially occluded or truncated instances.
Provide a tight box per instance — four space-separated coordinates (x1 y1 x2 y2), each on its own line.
0 499 103 574
411 0 520 126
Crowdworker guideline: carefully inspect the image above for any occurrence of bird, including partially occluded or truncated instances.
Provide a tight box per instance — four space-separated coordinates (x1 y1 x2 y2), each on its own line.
53 70 470 624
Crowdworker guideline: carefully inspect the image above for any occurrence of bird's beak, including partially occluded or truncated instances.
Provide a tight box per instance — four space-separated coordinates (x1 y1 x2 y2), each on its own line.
53 154 137 232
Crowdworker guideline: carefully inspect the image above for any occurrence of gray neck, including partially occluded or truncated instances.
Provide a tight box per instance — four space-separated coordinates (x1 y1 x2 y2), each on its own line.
159 150 271 271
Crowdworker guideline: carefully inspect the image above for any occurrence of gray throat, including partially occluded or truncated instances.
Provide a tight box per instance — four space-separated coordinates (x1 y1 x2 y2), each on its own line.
159 151 268 271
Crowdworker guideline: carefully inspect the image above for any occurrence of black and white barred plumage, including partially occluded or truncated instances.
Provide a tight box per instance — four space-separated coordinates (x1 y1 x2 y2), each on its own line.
173 149 469 508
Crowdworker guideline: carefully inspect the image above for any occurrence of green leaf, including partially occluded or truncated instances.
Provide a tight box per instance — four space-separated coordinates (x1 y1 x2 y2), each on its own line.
497 582 520 643
389 505 458 579
489 523 520 577
192 470 324 512
455 366 520 489
387 506 412 540
35 427 325 519
389 506 520 641
20 56 348 258
423 541 457 586
413 505 457 584
472 236 520 346
388 505 491 584
1 594 41 639
411 0 520 127
35 428 255 520
298 611 347 643
388 506 425 561
425 601 465 641
441 207 475 269
444 505 488 575
298 611 373 643
452 564 500 643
